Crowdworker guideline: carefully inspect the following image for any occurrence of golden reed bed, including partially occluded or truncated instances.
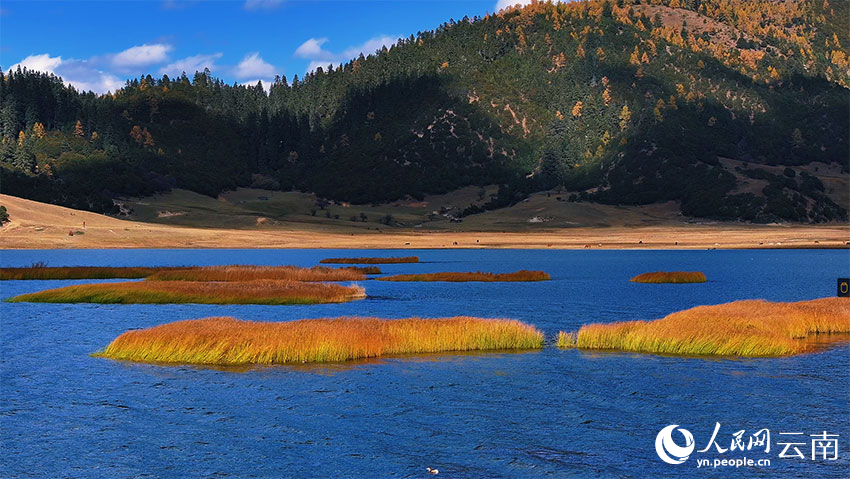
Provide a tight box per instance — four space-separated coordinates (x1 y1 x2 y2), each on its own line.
0 265 374 281
630 271 706 283
146 265 368 282
0 266 174 280
8 280 366 305
319 256 419 264
379 270 550 282
95 316 545 365
558 297 850 357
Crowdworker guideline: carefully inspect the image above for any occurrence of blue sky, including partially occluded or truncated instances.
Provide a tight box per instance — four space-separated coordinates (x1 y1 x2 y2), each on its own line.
1 0 533 93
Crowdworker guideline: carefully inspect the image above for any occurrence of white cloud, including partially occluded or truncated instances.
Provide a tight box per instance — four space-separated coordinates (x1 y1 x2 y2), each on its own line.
234 52 277 79
295 35 398 73
294 38 329 59
238 79 272 92
8 54 124 94
11 54 63 74
159 53 222 76
495 0 532 11
244 0 284 11
112 43 173 68
342 35 396 58
306 60 336 73
65 73 125 94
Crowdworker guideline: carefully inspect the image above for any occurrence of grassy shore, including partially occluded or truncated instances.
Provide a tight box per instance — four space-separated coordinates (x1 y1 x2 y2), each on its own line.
379 270 550 282
558 297 850 357
630 271 706 283
94 316 545 365
8 280 366 305
3 194 849 250
320 256 420 264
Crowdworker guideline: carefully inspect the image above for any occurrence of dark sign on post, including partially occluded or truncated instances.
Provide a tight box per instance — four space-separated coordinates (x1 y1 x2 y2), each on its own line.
838 278 850 297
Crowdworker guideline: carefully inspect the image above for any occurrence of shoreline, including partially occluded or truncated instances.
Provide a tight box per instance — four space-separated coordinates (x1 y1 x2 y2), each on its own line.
2 194 848 250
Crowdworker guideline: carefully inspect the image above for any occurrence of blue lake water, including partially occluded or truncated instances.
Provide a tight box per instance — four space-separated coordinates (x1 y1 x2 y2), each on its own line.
0 249 848 478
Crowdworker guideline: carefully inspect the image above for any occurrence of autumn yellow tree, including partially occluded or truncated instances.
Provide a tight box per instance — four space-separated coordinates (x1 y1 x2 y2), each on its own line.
129 125 143 144
653 99 665 123
74 120 84 137
618 105 632 130
630 46 641 65
32 122 46 139
572 101 583 117
602 88 612 106
142 128 155 147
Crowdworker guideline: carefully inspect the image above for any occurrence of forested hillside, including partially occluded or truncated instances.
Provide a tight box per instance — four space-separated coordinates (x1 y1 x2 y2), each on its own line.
1 0 848 223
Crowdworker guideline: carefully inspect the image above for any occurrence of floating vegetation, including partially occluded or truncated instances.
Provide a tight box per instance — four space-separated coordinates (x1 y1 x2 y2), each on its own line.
146 265 366 282
558 298 850 357
630 271 706 283
319 256 420 264
94 316 545 365
557 331 577 348
379 270 550 282
341 266 382 275
1 264 370 282
8 280 366 305
0 266 172 280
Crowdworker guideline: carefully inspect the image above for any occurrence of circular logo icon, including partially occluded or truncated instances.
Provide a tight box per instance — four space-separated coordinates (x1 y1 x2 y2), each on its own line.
655 425 695 464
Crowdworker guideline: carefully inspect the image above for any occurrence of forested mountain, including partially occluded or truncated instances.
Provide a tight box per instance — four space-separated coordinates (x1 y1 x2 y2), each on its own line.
2 0 848 223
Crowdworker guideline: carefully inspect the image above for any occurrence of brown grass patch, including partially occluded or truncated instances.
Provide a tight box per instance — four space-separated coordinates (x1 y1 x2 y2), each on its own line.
0 266 174 280
559 297 850 357
147 265 365 282
379 270 550 282
95 316 545 365
8 280 366 305
319 256 419 264
630 271 706 283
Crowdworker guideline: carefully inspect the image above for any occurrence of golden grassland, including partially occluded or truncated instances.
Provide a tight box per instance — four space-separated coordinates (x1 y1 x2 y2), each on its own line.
146 265 366 282
3 194 849 250
94 316 545 365
630 271 707 283
8 280 366 305
558 297 850 357
0 266 174 280
379 270 551 282
320 256 420 264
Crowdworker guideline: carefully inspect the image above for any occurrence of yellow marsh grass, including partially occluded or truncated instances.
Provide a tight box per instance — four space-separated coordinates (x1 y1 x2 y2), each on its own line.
0 265 372 281
0 266 175 280
342 266 382 275
95 316 545 365
319 256 419 264
8 280 366 305
630 271 706 283
379 270 550 282
147 265 366 282
558 297 850 357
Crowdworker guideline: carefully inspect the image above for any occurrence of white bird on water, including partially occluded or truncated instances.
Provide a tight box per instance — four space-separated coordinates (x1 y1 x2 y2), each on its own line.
426 467 439 475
